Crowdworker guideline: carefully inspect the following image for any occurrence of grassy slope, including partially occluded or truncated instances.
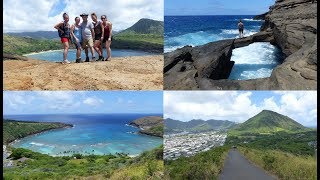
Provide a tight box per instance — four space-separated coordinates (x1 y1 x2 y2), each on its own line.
140 124 164 137
229 110 308 136
3 120 72 144
3 145 164 179
238 146 316 180
3 34 62 55
164 145 230 180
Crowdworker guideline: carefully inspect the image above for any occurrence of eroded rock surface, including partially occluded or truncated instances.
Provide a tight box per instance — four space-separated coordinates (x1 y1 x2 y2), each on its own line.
164 0 317 90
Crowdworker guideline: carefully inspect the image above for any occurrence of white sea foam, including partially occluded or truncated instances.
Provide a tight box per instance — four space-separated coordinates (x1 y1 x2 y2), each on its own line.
231 42 278 64
30 142 45 146
164 31 224 52
242 18 264 22
240 68 273 79
220 29 258 37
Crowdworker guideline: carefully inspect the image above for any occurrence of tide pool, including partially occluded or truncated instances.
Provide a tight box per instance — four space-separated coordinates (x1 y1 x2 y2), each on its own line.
5 114 163 156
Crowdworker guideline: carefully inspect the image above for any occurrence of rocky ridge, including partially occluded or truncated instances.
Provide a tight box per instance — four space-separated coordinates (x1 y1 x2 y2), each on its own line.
164 0 317 90
129 116 163 137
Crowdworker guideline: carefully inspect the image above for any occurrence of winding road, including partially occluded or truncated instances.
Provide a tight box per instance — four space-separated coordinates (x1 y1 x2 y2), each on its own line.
219 149 276 180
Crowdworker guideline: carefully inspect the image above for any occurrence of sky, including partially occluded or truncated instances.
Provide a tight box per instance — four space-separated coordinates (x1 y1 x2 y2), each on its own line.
3 91 163 115
164 91 317 127
165 0 275 15
3 0 163 32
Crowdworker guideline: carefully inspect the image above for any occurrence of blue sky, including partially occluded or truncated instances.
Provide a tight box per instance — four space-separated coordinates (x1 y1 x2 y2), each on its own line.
165 0 275 15
3 91 163 115
164 91 317 127
3 0 163 32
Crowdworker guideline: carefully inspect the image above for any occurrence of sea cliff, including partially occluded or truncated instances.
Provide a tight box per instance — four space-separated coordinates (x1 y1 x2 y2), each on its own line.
164 0 317 90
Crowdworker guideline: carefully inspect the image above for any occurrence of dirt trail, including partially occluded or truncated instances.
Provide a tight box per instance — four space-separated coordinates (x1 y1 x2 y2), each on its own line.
3 55 163 90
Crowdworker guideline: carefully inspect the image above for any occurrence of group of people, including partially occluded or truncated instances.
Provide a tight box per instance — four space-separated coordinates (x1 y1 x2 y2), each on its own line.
54 12 112 64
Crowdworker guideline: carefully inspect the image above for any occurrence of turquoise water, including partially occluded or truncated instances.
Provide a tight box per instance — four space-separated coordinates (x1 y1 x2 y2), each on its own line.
25 49 155 62
5 114 163 156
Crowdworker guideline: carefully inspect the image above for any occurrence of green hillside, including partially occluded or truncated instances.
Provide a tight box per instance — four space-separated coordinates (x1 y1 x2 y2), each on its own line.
129 116 164 137
3 34 62 55
165 118 235 133
229 110 308 135
4 145 164 179
112 18 163 52
165 145 230 179
3 120 73 144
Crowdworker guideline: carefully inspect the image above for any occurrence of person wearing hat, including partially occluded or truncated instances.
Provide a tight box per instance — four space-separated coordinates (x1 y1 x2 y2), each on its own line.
80 13 95 62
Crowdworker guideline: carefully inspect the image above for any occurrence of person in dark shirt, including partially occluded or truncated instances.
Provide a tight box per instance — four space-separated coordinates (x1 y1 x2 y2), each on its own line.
238 19 244 38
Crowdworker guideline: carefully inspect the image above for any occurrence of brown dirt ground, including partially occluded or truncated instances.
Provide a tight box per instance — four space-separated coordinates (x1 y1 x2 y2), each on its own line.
3 55 163 90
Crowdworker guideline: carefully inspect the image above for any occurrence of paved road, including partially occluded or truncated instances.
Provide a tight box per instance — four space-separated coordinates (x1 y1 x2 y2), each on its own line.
219 149 276 180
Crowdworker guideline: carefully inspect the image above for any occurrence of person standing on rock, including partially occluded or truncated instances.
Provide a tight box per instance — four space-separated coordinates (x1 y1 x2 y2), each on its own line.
54 12 71 64
101 15 113 61
91 13 104 61
80 13 95 62
238 19 244 38
70 17 83 63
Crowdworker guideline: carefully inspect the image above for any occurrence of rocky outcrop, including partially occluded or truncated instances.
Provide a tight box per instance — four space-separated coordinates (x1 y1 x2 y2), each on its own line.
164 0 317 90
129 116 163 137
3 53 29 61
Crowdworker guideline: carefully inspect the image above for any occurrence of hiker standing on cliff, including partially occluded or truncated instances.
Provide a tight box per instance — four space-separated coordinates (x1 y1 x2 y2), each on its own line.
238 19 244 38
91 13 104 61
70 17 83 63
54 12 71 64
80 13 95 62
101 15 113 61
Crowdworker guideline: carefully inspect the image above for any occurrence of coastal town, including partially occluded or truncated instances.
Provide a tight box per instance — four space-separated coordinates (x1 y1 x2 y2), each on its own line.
164 131 227 160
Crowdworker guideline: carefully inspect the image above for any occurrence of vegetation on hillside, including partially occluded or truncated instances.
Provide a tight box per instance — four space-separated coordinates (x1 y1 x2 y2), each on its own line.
3 145 164 179
165 118 235 133
229 110 308 136
238 146 317 180
3 120 72 144
130 116 164 137
224 110 317 180
164 145 230 179
3 34 62 55
226 130 317 156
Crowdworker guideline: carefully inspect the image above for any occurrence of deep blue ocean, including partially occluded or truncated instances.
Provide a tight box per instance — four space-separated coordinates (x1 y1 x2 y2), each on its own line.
4 114 163 156
165 15 285 80
25 49 155 62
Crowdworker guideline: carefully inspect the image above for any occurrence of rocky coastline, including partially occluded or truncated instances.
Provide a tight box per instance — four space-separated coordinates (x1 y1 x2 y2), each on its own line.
164 0 317 90
128 116 163 137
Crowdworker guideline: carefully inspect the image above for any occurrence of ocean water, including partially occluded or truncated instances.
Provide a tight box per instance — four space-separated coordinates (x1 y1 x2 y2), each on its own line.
164 15 263 52
165 15 285 80
229 42 285 80
25 49 155 62
4 114 163 156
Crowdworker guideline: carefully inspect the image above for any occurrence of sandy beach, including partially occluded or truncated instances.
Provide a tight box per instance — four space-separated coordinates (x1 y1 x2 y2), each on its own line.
3 55 163 90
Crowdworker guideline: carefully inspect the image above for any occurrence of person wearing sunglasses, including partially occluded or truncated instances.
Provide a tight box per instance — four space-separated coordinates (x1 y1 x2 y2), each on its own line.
80 13 95 62
101 15 112 61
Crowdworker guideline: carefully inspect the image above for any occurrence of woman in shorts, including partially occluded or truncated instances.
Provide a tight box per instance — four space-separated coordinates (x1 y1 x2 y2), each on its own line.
70 17 82 63
54 12 71 64
91 13 104 61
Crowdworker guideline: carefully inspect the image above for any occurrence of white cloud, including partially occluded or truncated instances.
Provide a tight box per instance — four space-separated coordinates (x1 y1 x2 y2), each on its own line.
164 91 317 126
83 97 104 106
164 91 260 123
3 0 163 32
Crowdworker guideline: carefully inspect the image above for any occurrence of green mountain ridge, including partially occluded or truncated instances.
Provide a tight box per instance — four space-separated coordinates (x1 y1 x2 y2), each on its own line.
117 18 163 35
229 110 309 135
165 118 236 133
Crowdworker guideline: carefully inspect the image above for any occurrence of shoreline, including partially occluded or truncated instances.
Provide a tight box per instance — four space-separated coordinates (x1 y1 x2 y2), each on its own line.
22 48 162 56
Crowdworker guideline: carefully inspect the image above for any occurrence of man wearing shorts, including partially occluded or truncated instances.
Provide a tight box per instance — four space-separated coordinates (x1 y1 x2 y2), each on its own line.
80 13 95 62
238 19 244 38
